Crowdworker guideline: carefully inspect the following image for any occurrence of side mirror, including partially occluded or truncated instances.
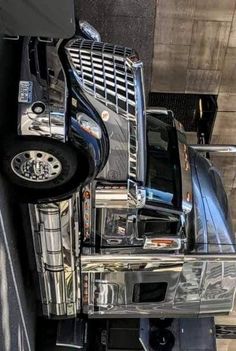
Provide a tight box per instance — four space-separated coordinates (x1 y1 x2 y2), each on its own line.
79 21 101 42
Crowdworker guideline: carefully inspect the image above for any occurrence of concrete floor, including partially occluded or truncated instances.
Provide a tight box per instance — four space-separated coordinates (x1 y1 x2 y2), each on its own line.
217 340 236 351
0 37 36 351
0 178 36 351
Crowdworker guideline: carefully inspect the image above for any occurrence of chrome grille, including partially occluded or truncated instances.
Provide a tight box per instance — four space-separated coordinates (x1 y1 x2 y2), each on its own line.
65 39 138 118
66 38 146 196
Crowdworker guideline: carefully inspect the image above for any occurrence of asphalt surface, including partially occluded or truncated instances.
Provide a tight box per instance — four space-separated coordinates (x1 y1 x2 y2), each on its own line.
0 37 36 351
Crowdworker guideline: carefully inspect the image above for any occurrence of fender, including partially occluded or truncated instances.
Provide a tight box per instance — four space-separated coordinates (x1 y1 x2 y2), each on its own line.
65 68 110 180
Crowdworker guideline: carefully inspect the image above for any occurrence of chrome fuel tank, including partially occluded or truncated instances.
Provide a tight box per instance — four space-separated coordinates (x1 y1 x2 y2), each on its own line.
29 195 81 318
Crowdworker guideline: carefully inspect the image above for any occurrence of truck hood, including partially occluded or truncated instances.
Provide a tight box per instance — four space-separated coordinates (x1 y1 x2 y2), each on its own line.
190 148 235 253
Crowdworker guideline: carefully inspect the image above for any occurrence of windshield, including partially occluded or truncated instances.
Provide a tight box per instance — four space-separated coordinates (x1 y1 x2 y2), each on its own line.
146 114 181 209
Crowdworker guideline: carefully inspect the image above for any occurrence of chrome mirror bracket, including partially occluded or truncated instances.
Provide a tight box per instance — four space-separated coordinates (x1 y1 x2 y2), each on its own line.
190 144 236 153
128 179 146 208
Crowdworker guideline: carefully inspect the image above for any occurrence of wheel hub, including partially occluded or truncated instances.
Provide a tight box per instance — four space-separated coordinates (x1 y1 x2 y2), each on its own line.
11 150 62 182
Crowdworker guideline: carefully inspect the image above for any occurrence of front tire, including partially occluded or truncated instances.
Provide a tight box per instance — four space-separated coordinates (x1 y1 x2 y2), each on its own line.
1 136 89 202
149 329 175 351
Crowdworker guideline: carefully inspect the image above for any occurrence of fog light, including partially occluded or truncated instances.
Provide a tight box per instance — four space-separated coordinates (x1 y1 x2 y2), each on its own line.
31 101 46 115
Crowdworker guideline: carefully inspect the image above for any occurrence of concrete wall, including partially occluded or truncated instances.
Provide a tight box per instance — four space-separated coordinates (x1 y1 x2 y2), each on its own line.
152 0 236 94
76 0 236 96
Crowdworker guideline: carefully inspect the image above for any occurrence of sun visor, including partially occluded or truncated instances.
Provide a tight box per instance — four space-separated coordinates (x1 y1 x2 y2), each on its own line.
0 0 75 38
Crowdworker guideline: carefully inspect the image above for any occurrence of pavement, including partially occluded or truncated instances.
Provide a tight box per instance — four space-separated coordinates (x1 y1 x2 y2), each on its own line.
0 36 36 351
0 178 36 351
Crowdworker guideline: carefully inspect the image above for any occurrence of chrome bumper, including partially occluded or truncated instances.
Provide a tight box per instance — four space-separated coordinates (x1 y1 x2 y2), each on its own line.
81 254 236 318
29 200 236 318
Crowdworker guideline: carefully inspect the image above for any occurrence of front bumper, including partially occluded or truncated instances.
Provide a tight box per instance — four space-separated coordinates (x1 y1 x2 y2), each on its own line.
18 38 67 142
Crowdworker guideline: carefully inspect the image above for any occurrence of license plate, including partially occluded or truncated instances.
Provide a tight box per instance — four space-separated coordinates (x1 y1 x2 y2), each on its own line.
18 80 33 103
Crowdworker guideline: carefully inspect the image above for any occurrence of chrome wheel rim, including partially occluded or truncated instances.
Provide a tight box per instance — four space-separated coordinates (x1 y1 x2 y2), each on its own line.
11 150 62 182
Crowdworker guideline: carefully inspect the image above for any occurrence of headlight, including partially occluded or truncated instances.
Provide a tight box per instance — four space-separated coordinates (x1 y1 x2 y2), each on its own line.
77 113 102 139
31 101 46 115
79 20 101 42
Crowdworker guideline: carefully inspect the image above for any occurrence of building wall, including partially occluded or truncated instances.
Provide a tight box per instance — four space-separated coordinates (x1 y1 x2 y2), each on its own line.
76 0 236 96
152 0 236 95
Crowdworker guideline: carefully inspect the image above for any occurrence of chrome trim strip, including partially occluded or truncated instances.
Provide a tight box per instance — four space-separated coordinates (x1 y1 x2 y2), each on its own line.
4 35 20 40
177 138 193 213
81 254 184 271
82 184 96 246
81 254 236 271
146 107 168 115
190 145 236 153
174 117 185 133
130 60 146 183
143 237 182 250
128 179 146 208
38 37 53 43
173 117 193 214
95 185 129 208
95 182 146 209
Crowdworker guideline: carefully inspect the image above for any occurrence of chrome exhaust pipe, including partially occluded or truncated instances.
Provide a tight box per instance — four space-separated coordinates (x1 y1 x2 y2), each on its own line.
29 194 80 318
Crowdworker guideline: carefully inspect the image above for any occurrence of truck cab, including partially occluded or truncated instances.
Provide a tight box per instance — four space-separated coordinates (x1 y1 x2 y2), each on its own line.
26 25 236 334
